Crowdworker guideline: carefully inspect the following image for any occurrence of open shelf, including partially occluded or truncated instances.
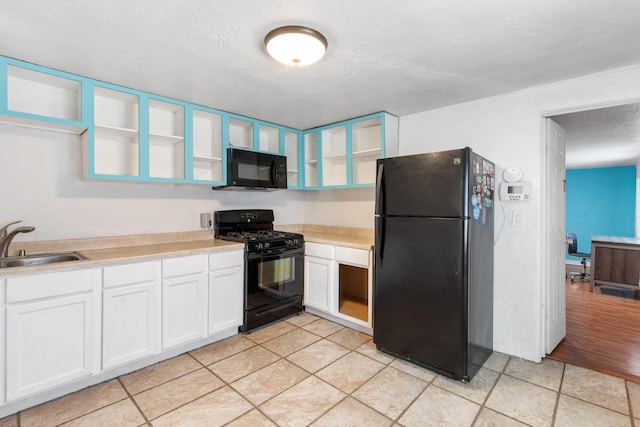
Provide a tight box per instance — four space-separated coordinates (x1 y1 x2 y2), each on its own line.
352 148 381 157
321 126 347 187
7 65 82 122
193 158 223 182
352 117 382 185
229 117 253 149
94 87 139 131
305 132 318 187
259 125 280 153
284 131 300 187
148 100 184 179
338 264 368 322
93 133 139 177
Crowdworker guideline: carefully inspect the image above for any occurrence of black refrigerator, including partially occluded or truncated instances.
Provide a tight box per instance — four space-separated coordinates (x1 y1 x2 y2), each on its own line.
373 147 494 382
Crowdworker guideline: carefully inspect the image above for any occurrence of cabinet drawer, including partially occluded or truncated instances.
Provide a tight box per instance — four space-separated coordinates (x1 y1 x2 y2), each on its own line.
6 269 97 303
335 246 369 267
162 255 207 278
209 250 243 271
103 261 159 289
306 243 334 259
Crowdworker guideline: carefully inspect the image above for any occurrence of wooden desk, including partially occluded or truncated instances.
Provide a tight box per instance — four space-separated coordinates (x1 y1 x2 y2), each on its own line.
591 235 640 292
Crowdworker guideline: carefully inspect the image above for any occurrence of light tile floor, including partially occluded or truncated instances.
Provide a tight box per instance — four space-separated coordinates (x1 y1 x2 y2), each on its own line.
3 313 640 426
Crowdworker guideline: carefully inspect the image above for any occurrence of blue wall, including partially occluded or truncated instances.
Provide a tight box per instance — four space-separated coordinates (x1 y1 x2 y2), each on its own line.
566 166 636 261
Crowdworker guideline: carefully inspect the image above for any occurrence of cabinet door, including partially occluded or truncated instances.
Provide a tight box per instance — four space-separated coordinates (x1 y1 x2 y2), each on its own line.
103 281 159 369
6 292 95 401
208 266 243 334
162 273 207 349
304 256 333 313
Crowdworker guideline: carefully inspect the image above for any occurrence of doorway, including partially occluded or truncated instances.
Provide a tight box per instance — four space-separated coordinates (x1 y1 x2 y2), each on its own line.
544 102 640 379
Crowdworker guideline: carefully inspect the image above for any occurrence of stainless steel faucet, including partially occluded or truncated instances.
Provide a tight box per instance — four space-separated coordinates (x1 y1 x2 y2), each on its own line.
0 221 35 258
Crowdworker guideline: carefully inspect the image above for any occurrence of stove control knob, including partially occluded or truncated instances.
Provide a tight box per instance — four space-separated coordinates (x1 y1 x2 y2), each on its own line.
264 242 271 248
256 243 263 250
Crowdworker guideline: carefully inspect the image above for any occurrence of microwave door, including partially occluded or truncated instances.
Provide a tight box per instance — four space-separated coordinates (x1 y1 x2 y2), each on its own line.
234 154 273 188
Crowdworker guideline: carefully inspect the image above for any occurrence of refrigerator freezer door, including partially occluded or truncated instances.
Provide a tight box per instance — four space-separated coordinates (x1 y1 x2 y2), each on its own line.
375 148 470 218
374 216 468 379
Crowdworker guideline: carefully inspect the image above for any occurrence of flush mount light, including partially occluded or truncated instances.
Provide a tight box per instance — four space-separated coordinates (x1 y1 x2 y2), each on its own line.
264 25 328 67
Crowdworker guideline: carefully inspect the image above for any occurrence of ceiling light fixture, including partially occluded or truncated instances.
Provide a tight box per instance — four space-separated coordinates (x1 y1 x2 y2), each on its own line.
264 25 328 67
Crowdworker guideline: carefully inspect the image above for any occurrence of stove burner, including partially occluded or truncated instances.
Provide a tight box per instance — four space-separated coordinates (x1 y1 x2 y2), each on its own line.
223 230 295 241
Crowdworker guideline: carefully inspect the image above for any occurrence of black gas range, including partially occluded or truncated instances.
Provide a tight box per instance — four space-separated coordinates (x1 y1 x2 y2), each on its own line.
214 209 304 332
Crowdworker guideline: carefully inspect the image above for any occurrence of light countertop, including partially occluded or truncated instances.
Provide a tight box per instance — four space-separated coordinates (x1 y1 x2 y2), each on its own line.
1 225 375 276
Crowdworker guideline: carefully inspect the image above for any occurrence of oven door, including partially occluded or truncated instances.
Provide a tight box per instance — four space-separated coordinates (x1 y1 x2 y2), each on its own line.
245 247 303 311
228 148 287 189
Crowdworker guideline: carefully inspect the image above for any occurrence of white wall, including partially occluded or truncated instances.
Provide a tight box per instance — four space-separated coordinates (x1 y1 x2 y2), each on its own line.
0 124 305 241
304 188 375 229
399 63 640 361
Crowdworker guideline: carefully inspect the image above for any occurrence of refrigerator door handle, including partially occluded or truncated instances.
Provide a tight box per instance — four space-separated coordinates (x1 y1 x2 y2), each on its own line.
376 216 385 263
375 163 384 215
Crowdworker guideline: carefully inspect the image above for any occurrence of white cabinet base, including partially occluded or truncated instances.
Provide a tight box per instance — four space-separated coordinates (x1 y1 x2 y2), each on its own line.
304 307 372 336
0 325 238 419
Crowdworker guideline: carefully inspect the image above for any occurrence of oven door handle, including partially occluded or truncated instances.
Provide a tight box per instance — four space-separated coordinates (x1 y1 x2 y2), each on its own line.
247 247 304 260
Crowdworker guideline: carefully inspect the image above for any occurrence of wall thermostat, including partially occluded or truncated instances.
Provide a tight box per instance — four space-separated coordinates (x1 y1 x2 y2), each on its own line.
502 167 523 183
500 181 531 201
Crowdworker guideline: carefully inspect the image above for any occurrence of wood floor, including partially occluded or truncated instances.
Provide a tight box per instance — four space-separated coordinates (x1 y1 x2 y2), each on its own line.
548 279 640 382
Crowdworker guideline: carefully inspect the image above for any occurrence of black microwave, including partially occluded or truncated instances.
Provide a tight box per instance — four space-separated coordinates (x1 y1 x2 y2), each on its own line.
213 148 287 191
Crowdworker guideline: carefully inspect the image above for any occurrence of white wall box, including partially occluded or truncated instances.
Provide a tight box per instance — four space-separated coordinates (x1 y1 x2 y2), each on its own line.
102 261 161 369
161 255 208 349
192 108 224 182
208 250 244 334
4 269 99 401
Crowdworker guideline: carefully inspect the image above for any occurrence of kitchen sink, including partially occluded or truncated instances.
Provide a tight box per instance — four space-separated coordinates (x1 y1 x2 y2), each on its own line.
0 252 88 268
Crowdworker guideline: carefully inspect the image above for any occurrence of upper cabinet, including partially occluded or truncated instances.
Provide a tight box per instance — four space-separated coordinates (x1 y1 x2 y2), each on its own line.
0 57 87 132
0 56 398 190
88 85 140 178
191 108 224 183
303 112 398 189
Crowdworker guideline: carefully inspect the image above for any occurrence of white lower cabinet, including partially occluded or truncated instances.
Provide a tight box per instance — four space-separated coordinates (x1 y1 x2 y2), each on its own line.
304 256 333 312
208 250 244 334
304 242 372 332
4 269 99 401
102 261 161 369
0 247 245 415
161 255 208 349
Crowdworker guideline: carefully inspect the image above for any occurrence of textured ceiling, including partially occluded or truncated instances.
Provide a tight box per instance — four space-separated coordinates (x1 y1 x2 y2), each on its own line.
2 0 640 131
553 103 640 169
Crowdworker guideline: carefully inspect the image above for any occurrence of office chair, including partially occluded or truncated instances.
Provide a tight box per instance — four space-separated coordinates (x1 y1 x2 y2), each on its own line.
566 233 591 282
